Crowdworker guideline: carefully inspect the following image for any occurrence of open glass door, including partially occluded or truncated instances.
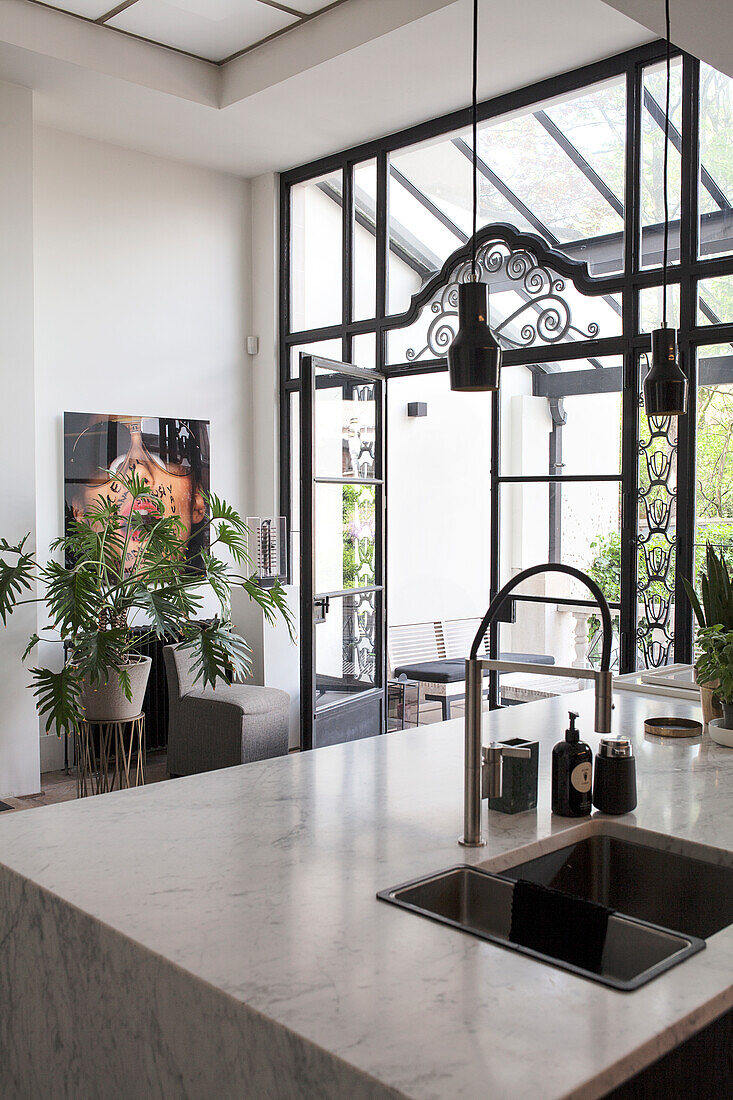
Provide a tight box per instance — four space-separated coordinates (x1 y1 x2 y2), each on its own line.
299 354 386 749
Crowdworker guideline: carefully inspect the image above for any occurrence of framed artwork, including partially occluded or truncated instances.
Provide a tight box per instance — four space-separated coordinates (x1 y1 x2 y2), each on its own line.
64 412 211 571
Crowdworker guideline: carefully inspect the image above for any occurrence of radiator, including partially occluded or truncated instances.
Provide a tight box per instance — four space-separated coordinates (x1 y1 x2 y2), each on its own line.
131 630 169 750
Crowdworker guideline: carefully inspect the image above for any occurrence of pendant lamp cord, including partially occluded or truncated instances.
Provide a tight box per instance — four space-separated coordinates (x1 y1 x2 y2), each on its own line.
662 0 671 327
471 0 479 280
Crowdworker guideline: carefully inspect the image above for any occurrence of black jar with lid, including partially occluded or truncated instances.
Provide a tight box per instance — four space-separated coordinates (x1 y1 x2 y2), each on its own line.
592 737 637 815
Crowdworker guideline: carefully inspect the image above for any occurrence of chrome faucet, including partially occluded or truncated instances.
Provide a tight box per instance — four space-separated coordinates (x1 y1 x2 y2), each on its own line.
460 563 614 847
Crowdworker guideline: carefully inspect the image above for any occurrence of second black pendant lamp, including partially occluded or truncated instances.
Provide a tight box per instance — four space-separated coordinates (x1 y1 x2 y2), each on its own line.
643 0 688 417
448 0 502 392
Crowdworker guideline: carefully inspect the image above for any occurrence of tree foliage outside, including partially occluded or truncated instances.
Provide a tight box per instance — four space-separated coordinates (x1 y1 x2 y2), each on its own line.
342 484 375 590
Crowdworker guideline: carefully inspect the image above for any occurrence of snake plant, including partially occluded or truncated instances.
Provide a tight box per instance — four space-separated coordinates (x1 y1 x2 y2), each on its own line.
681 542 733 633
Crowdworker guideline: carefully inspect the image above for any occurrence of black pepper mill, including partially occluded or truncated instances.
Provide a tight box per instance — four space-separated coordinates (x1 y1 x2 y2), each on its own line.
552 711 593 817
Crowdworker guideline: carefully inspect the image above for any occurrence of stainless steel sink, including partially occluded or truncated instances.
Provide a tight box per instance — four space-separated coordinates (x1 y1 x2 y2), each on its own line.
378 864 704 991
496 828 733 940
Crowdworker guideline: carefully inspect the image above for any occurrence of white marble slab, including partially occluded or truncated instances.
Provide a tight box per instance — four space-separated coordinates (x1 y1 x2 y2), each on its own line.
0 689 732 1098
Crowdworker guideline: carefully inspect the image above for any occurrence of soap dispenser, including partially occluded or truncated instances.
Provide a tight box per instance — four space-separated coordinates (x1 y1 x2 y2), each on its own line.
552 711 592 817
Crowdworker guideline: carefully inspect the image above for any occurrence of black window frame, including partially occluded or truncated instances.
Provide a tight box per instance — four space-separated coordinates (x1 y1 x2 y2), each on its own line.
280 40 733 681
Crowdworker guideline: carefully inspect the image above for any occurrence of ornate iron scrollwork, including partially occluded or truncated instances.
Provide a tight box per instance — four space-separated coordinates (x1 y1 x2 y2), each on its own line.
637 412 677 668
404 240 600 361
380 223 608 364
342 590 376 682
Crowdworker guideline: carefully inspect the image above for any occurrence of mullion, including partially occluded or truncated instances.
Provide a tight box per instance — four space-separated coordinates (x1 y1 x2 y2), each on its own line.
674 54 701 664
497 475 621 484
315 585 383 600
619 59 642 672
343 163 354 338
315 477 381 486
511 594 622 611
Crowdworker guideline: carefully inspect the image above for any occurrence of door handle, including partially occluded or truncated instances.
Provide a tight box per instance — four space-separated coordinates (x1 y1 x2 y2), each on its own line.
314 596 330 623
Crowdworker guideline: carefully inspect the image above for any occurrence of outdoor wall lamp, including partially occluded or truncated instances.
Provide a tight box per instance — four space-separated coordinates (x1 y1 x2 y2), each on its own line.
448 0 502 393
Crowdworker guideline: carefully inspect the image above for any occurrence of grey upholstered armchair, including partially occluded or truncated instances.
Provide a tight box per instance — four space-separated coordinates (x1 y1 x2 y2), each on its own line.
163 644 290 776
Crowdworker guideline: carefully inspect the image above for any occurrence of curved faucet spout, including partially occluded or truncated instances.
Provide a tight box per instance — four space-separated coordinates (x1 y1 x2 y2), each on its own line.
470 563 613 671
459 562 614 847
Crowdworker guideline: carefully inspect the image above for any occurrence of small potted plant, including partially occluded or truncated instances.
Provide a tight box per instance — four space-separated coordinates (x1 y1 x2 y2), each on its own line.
695 626 733 736
681 544 733 725
0 469 292 736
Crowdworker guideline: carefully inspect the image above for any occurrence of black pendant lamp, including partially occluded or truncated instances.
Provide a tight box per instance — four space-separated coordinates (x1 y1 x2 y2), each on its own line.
448 0 501 392
643 0 688 417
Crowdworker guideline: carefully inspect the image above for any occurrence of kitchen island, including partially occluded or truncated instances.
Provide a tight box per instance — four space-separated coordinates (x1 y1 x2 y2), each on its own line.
0 689 732 1099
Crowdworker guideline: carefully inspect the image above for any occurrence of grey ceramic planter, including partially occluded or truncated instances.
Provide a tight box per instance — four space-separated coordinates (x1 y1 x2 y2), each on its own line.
80 655 151 722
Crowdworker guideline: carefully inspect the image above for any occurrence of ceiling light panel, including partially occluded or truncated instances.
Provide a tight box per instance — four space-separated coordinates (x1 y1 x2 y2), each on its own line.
107 0 298 62
38 2 114 17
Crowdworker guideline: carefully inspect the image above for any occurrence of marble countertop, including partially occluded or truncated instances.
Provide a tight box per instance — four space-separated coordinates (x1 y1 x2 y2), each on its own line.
2 689 733 1098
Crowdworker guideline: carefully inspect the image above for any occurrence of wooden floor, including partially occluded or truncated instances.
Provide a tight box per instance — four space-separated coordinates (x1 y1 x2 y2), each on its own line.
0 700 453 815
0 751 170 813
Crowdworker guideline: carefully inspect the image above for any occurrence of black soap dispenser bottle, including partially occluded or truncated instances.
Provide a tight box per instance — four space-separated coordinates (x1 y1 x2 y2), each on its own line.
552 711 593 817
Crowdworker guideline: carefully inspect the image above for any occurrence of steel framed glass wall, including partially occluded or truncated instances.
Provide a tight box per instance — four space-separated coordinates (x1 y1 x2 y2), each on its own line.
281 40 733 690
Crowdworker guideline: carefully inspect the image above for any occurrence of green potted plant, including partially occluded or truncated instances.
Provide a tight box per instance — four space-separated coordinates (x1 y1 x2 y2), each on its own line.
695 626 733 732
0 469 292 735
681 543 733 725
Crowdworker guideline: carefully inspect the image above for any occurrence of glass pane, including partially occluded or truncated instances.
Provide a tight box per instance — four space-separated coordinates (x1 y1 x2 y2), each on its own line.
387 372 491 635
698 275 733 325
316 591 377 708
639 284 680 332
695 346 733 588
290 171 343 331
499 481 622 603
351 331 377 370
496 606 615 703
500 357 622 477
353 159 377 321
290 338 341 379
492 79 625 272
314 368 376 479
315 483 376 594
641 58 682 269
699 63 733 259
386 76 626 317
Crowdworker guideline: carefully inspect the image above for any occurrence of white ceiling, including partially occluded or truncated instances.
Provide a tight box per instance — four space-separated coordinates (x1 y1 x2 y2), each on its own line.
2 0 655 178
28 0 339 63
601 0 733 80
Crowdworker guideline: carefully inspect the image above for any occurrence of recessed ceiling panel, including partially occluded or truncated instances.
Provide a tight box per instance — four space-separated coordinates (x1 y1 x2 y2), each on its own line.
107 0 298 61
293 1 343 12
39 1 114 17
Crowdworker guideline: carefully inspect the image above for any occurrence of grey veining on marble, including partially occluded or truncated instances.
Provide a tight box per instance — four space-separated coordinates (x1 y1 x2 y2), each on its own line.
0 689 732 1099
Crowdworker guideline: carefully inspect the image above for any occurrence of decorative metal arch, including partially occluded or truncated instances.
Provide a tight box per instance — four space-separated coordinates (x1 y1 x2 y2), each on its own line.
384 222 619 362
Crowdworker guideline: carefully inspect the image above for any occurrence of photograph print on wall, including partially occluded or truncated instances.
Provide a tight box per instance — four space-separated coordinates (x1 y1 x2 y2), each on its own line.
64 412 211 572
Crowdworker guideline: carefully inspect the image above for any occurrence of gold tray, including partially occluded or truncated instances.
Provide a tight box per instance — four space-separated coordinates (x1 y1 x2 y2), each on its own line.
644 717 703 739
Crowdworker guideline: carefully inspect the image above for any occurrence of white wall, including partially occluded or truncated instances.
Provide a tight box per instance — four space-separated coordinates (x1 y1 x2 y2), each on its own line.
250 173 280 518
0 81 40 797
32 127 253 771
387 372 493 630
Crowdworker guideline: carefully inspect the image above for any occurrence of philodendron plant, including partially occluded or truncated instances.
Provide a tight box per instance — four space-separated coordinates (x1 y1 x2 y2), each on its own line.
0 468 293 735
695 626 733 716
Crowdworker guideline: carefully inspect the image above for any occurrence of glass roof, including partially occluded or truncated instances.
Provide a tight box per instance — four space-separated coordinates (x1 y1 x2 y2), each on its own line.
316 65 733 353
